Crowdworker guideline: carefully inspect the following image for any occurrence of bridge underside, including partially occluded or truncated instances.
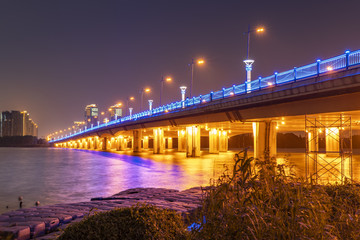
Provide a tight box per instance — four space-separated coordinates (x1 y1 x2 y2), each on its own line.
53 68 360 183
54 109 360 184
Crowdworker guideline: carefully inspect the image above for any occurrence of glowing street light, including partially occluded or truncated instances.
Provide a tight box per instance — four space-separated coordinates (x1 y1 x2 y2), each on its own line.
129 107 133 119
148 99 153 111
160 76 172 106
125 96 135 115
140 88 151 112
244 25 265 91
180 86 187 108
189 58 205 98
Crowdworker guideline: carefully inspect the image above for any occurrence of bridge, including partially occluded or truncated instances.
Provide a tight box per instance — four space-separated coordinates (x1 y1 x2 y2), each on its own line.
50 49 360 183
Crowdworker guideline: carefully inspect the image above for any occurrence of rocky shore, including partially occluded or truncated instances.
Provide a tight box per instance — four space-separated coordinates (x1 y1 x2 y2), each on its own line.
0 187 204 240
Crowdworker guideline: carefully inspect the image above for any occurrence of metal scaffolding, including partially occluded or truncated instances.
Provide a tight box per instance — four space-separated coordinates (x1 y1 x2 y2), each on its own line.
305 114 352 184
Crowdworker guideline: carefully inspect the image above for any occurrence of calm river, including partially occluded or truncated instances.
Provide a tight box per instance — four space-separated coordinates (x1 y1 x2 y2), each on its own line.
1 147 360 214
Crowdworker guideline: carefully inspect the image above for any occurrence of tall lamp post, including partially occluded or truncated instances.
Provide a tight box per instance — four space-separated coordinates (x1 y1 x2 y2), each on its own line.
243 25 265 91
148 100 153 111
140 88 151 112
189 58 204 98
160 76 172 106
180 86 187 108
126 96 135 115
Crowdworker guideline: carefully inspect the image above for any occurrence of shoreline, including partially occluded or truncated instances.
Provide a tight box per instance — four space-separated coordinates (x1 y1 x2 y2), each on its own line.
0 187 204 240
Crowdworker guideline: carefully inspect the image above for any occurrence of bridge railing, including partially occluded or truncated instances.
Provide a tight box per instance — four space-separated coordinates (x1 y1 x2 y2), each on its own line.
51 49 360 143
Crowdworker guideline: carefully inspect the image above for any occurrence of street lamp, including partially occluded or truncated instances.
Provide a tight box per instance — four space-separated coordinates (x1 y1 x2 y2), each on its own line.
189 58 205 98
180 86 187 108
148 99 153 111
244 25 265 91
129 107 133 119
140 88 151 112
125 96 135 115
160 76 172 106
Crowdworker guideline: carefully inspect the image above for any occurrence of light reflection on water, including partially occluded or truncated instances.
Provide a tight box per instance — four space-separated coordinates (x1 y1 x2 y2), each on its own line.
1 147 359 214
0 148 234 213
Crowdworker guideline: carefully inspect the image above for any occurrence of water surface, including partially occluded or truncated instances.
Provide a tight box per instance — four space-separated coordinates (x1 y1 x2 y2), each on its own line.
1 147 359 214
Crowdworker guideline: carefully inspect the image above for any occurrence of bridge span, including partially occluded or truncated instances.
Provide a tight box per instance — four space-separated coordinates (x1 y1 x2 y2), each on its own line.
51 49 360 183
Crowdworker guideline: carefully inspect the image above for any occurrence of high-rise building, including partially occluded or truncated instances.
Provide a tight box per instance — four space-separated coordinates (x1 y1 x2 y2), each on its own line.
85 104 99 128
73 121 85 132
109 103 123 121
0 111 38 137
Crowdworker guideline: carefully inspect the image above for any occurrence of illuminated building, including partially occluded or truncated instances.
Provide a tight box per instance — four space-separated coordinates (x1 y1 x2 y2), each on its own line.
0 111 38 137
85 104 99 128
73 121 86 132
109 103 123 121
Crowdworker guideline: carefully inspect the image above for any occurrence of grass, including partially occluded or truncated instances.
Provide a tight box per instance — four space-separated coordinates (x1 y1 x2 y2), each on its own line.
191 150 360 239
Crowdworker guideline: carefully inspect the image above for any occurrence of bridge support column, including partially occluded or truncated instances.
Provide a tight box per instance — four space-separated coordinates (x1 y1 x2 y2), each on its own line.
253 121 277 159
116 136 124 151
308 129 319 153
102 137 108 151
178 129 186 152
90 138 96 149
209 129 219 154
94 137 99 149
85 139 90 149
153 128 165 154
219 130 228 152
110 137 116 150
167 137 173 149
133 130 142 152
326 127 339 156
143 136 149 150
186 126 201 157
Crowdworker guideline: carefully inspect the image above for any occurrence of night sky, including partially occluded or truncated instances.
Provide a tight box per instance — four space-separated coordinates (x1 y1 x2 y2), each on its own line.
1 0 360 137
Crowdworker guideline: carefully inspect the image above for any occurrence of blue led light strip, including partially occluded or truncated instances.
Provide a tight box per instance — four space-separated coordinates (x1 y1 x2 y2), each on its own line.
50 49 360 143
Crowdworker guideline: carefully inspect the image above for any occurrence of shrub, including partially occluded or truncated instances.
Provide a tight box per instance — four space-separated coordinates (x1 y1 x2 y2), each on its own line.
58 204 189 240
191 150 360 240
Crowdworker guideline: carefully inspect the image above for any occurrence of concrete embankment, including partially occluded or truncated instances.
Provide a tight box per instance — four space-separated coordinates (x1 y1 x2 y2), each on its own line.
0 187 204 240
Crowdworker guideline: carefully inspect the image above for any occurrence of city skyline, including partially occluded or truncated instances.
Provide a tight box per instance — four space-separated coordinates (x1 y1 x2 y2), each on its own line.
0 110 38 137
1 1 360 137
